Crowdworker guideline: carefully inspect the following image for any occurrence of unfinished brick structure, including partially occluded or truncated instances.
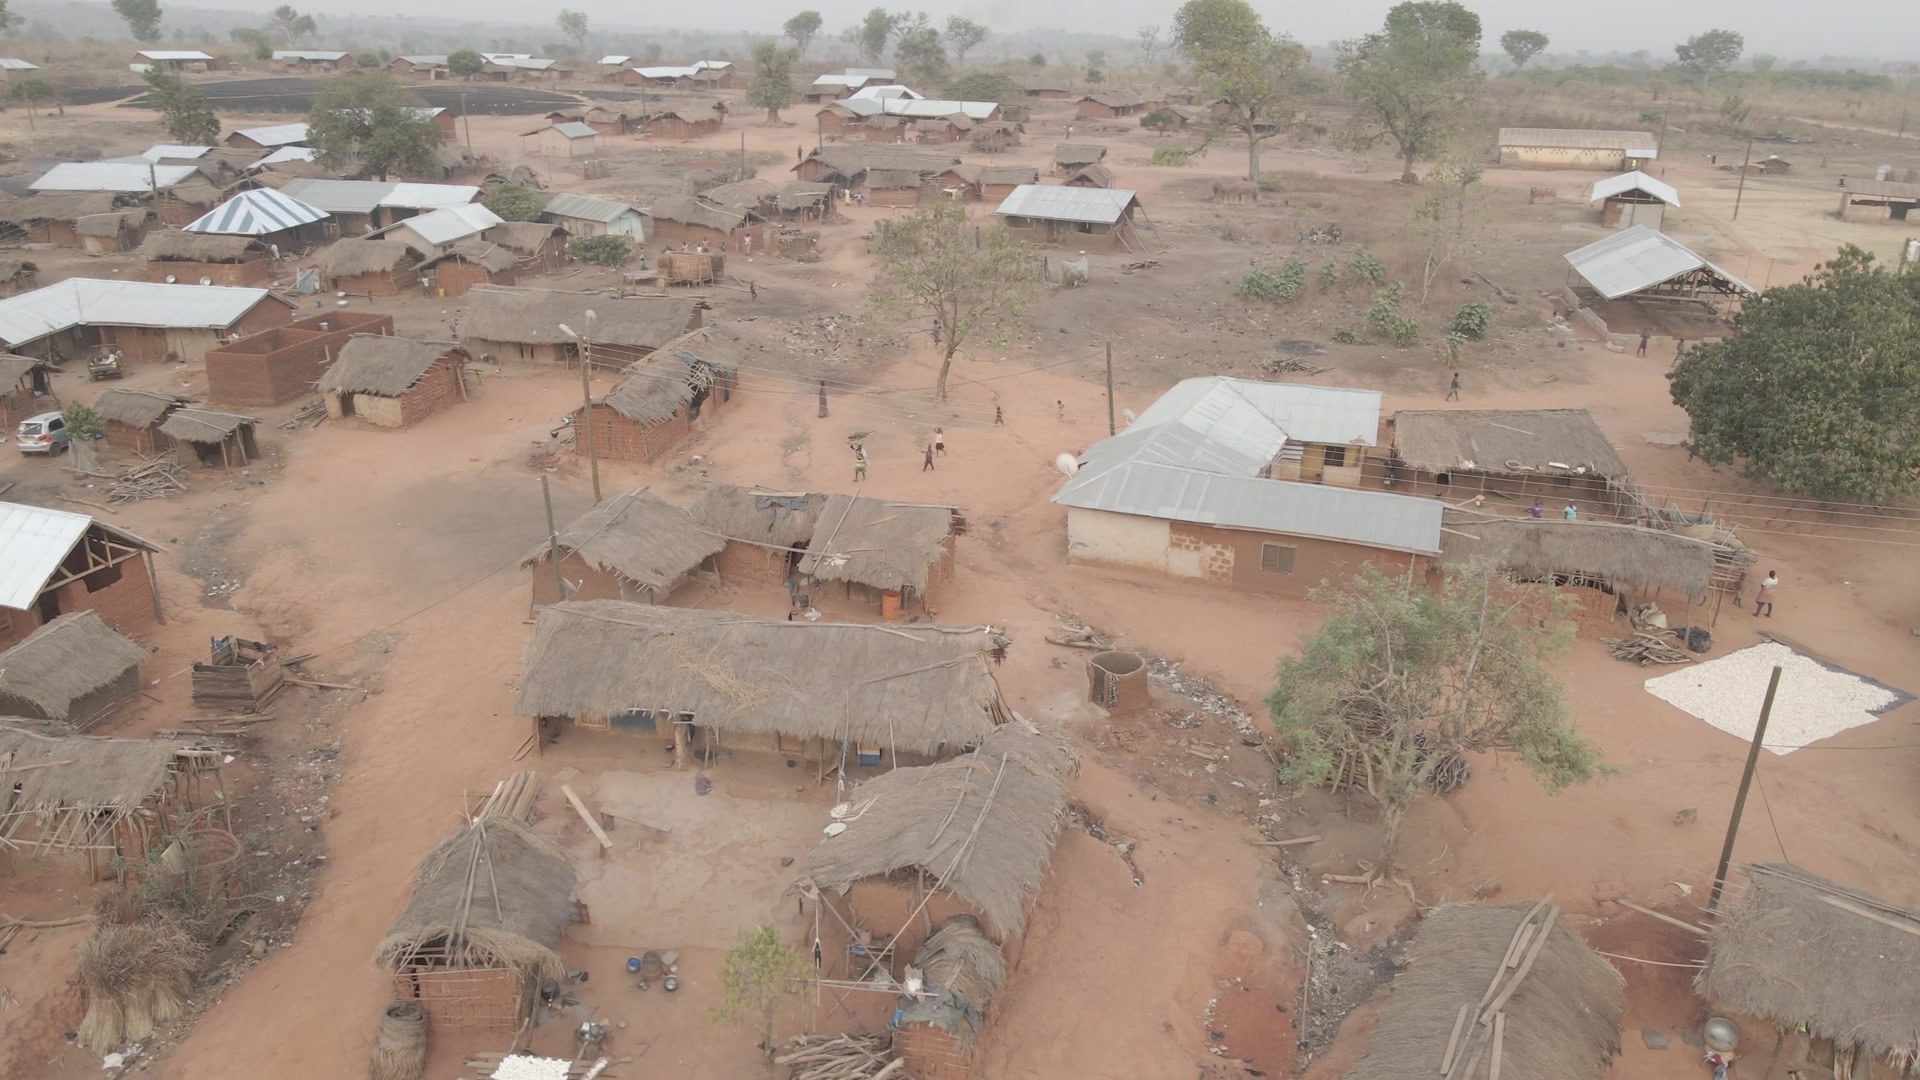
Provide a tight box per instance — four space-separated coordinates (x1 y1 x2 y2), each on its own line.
204 311 395 407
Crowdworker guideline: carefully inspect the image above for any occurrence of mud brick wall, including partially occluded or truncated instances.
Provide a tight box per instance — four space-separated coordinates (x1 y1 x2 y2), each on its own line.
206 313 394 407
436 260 514 297
893 1025 975 1080
398 360 464 425
713 541 789 588
581 403 689 464
145 258 272 287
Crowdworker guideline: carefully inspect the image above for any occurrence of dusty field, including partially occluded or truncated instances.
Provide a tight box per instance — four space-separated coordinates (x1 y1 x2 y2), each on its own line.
0 64 1916 1080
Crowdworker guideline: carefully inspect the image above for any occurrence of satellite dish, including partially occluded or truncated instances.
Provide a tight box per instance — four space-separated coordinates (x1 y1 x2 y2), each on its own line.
164 274 176 283
823 822 847 837
198 277 212 286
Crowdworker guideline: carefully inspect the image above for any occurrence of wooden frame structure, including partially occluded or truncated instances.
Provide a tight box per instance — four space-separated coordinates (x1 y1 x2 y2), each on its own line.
190 635 286 713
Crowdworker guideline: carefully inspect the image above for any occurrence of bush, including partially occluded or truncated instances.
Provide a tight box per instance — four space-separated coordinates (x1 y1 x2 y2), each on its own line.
568 235 632 267
355 52 381 68
1140 108 1177 132
1365 282 1419 347
1256 175 1283 192
482 182 546 221
63 402 105 440
1448 300 1493 340
1237 259 1308 303
1318 261 1340 290
1151 144 1192 166
1348 248 1386 286
1332 326 1359 344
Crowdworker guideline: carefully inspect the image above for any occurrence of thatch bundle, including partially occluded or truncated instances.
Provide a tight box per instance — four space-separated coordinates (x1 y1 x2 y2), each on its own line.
0 611 149 725
916 914 1005 1009
93 387 191 429
318 336 467 398
797 495 959 593
803 725 1073 940
515 601 1011 754
517 487 724 596
690 485 825 548
1439 509 1716 599
374 817 575 983
320 238 413 279
1698 863 1920 1061
1391 409 1630 479
459 285 699 349
369 1000 429 1080
0 353 44 388
76 914 206 1052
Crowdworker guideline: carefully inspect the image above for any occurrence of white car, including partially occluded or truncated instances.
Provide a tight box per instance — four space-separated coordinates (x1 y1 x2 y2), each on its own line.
15 411 70 455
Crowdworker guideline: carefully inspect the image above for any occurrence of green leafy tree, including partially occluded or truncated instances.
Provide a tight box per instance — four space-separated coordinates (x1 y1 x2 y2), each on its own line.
842 8 900 64
10 78 53 130
1140 107 1178 133
945 71 1024 107
307 72 439 180
230 26 273 60
1271 562 1600 879
1411 158 1484 302
1669 246 1920 501
269 4 315 46
892 13 946 86
62 401 105 441
1336 0 1485 182
747 41 798 123
144 70 218 144
783 10 823 56
556 10 588 56
1500 29 1548 71
870 200 1037 400
1026 52 1046 68
482 182 545 221
945 16 986 64
568 234 632 266
113 0 164 43
447 48 484 78
1173 0 1309 185
712 925 807 1057
1674 28 1743 92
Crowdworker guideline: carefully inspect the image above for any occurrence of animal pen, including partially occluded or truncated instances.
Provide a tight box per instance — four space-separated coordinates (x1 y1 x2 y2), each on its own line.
190 635 286 713
376 789 577 1033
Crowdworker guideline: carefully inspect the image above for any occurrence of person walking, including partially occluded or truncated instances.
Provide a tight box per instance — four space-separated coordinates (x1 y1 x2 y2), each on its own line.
853 445 867 482
817 379 828 418
933 427 945 456
1528 498 1544 519
1754 570 1777 617
922 443 936 472
1563 502 1578 522
1636 328 1650 357
994 405 1004 426
1446 372 1460 400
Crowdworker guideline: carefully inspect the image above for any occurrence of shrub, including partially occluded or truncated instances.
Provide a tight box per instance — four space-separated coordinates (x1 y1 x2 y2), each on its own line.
1348 248 1386 286
481 182 546 222
1257 175 1283 192
1318 261 1340 290
1365 282 1419 346
568 235 633 266
1448 300 1493 340
1151 144 1192 166
1140 108 1177 132
1332 326 1358 344
1237 259 1308 303
63 402 105 440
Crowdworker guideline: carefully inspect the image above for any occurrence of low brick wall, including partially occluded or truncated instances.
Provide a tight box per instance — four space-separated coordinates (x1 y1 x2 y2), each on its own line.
206 312 394 407
436 259 514 297
146 257 272 287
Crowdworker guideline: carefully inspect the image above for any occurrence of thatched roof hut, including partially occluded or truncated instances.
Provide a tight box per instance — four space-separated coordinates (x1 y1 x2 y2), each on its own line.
518 488 724 598
803 724 1072 939
597 325 744 425
0 612 149 726
374 815 576 984
1699 863 1920 1061
515 601 1010 753
94 388 192 430
700 178 777 213
1052 143 1108 168
0 192 120 226
1391 409 1630 480
430 237 518 274
139 230 263 263
646 194 750 234
319 238 412 279
0 721 182 853
690 484 826 549
797 495 961 593
317 335 468 398
898 915 1007 1047
1345 900 1625 1080
1439 508 1716 599
485 220 567 255
460 286 700 351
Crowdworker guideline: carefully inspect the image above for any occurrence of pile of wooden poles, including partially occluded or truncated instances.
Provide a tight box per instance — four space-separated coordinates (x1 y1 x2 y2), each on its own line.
108 455 186 503
474 771 539 822
1440 898 1557 1080
776 1034 901 1080
1601 632 1694 665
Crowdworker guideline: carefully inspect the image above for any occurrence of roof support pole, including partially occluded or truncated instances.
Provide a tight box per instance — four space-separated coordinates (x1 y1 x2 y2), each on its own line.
1709 665 1783 912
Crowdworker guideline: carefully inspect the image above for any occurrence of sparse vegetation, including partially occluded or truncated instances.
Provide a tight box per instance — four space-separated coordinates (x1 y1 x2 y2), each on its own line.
1499 29 1548 71
1256 175 1282 192
1365 282 1420 346
1236 259 1308 303
870 200 1037 400
712 926 807 1056
112 0 163 43
1141 108 1178 133
62 401 105 441
1151 144 1192 166
144 70 219 146
447 49 484 78
1347 248 1387 285
568 235 632 266
783 11 823 55
9 78 53 130
1318 261 1340 290
1337 0 1485 182
308 72 440 180
747 41 799 123
1448 300 1492 340
481 183 546 221
945 16 987 64
1172 0 1310 184
1332 326 1359 344
1674 28 1745 92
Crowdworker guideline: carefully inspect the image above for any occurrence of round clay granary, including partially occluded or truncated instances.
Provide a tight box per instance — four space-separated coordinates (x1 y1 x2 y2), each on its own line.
1087 650 1149 715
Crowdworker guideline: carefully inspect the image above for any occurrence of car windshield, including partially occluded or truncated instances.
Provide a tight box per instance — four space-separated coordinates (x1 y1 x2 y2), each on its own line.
18 421 43 435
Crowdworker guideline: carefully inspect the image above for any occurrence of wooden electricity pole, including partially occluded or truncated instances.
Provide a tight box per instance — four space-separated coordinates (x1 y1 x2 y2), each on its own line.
540 475 568 602
1732 133 1756 221
579 325 601 501
1105 342 1116 435
1709 664 1783 912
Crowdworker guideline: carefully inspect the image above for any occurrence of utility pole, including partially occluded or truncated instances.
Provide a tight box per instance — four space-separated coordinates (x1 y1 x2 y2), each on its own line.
540 475 567 603
1709 665 1783 912
740 130 747 178
1105 341 1117 435
1732 133 1756 221
580 318 600 501
461 86 472 147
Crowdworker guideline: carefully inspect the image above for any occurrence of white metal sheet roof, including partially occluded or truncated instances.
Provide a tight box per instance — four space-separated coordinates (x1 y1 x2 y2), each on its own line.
278 178 394 214
1564 225 1756 300
0 58 41 70
1589 170 1680 208
273 51 350 61
549 122 597 139
381 183 479 209
0 501 91 610
599 55 633 65
140 144 215 162
398 55 448 65
0 279 279 347
1134 377 1383 448
250 146 320 169
136 50 215 61
849 84 925 102
811 75 867 88
494 57 560 69
480 53 532 61
30 162 198 193
692 60 733 70
231 122 311 147
844 67 896 79
391 204 503 246
1498 127 1660 154
544 192 640 223
185 188 329 235
994 184 1138 225
630 66 700 78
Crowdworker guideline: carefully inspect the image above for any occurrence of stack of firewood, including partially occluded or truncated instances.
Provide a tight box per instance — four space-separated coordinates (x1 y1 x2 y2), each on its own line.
1602 632 1694 665
775 1035 901 1080
108 455 186 503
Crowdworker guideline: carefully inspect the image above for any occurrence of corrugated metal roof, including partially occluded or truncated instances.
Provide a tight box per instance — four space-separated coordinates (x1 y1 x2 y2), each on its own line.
279 178 393 214
389 204 503 247
273 50 350 61
0 502 90 610
599 55 633 65
849 85 924 102
994 184 1138 225
381 183 479 209
1589 170 1680 207
250 146 319 169
398 54 448 65
30 163 199 193
692 60 733 70
0 279 280 347
1498 127 1660 154
1564 225 1756 300
630 65 699 78
231 122 311 147
1134 377 1383 448
550 122 597 139
480 53 532 61
136 50 215 61
141 145 215 162
544 192 641 223
0 58 41 70
494 57 560 69
845 67 896 79
184 188 329 235
811 75 868 88
1836 176 1920 199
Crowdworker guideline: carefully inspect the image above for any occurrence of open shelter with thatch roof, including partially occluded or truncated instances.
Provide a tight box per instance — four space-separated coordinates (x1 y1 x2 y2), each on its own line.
892 914 1008 1075
1343 900 1625 1080
377 812 577 1032
140 231 273 287
0 720 220 869
515 600 1011 765
802 724 1071 983
520 488 724 609
1699 863 1920 1069
1391 409 1634 518
0 612 149 728
690 485 826 587
95 387 191 455
459 285 703 367
315 335 468 428
574 324 741 464
797 494 963 618
0 351 51 426
158 407 260 468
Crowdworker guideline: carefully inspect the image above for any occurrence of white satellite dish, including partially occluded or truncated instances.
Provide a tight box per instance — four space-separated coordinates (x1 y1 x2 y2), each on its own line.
164 274 176 283
823 822 847 837
198 277 212 286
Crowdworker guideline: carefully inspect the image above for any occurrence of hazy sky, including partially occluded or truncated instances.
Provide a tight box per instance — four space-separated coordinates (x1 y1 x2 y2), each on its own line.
210 0 1920 61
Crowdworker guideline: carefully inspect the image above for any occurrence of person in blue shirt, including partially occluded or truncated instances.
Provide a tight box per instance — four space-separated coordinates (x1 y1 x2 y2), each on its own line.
1563 502 1578 522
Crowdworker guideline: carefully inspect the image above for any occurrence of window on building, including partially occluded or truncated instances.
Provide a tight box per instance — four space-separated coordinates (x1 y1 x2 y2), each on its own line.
1322 445 1347 469
1260 544 1296 574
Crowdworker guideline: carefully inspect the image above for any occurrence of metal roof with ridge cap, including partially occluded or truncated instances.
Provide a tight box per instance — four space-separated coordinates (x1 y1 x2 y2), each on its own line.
1564 225 1755 300
0 501 159 611
993 184 1139 225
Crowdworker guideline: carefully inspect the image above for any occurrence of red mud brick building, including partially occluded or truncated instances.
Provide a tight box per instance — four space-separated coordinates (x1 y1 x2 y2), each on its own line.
203 311 394 407
317 335 469 428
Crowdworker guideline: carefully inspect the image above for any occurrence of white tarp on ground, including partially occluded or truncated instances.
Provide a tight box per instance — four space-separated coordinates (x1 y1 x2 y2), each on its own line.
1643 641 1909 755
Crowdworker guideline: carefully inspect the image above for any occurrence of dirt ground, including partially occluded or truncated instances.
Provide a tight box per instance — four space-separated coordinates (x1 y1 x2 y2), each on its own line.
0 68 1916 1080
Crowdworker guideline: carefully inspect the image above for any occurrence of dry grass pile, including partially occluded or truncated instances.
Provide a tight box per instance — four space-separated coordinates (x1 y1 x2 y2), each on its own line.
76 912 206 1052
369 1000 429 1080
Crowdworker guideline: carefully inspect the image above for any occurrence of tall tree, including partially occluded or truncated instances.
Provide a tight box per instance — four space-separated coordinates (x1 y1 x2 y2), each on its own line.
945 71 1024 107
747 41 798 123
113 0 164 43
1669 246 1920 501
783 11 823 56
870 201 1037 400
1173 0 1309 185
1673 28 1744 92
447 48 484 78
556 10 588 56
842 8 900 64
268 5 315 46
10 78 52 131
307 72 440 180
1271 563 1600 881
712 926 807 1057
1137 24 1162 67
0 1 23 35
1336 0 1484 182
143 69 218 144
892 14 947 87
944 16 986 64
1499 29 1548 71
